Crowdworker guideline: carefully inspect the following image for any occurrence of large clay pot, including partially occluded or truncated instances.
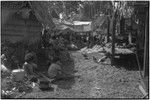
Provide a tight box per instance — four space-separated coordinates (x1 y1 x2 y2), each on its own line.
12 69 25 81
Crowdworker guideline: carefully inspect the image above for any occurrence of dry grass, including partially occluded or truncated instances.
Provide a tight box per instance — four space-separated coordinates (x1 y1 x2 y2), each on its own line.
19 52 143 98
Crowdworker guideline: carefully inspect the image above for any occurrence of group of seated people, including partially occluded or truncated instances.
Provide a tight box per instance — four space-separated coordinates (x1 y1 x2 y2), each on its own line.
23 51 68 82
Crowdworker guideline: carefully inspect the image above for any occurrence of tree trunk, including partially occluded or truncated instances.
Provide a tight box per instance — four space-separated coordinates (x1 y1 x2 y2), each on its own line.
128 32 132 44
120 16 125 35
29 1 55 30
143 11 148 78
63 1 66 15
111 10 117 65
107 16 110 43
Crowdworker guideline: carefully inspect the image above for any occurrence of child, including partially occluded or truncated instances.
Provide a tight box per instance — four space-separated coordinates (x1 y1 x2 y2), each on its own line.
48 57 75 84
23 52 37 77
47 57 72 82
48 57 62 80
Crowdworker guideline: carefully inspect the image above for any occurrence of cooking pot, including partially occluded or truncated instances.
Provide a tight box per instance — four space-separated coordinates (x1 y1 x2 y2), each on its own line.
38 78 53 91
12 69 25 81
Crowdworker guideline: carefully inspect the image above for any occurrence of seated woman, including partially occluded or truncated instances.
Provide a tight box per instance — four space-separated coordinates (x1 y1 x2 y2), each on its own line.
48 57 74 84
23 52 38 81
48 57 62 80
48 57 74 82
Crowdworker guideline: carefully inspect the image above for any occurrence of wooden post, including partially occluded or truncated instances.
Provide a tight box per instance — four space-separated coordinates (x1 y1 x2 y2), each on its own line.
62 1 66 15
139 8 149 95
128 32 132 44
70 32 72 44
111 10 117 65
107 16 110 43
120 16 125 35
143 11 148 78
90 4 92 19
128 18 132 44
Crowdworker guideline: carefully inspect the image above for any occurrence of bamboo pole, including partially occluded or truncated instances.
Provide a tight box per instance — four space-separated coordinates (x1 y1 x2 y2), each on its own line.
143 11 148 78
107 16 110 43
111 10 117 65
138 7 149 97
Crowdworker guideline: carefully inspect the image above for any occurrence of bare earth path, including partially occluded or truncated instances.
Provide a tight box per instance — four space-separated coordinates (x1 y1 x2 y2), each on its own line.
23 51 143 98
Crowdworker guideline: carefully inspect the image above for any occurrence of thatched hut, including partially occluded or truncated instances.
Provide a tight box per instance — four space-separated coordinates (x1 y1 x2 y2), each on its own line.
1 1 42 66
1 1 42 43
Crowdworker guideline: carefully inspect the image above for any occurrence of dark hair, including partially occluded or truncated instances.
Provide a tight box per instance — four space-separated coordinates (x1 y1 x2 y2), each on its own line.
25 53 34 63
52 57 60 63
52 36 56 39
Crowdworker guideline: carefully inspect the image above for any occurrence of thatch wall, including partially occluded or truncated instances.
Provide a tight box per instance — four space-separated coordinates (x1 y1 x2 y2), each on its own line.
1 7 42 43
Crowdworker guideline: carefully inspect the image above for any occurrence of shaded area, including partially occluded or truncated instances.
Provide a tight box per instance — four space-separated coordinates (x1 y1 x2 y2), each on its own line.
38 50 76 90
20 51 143 98
52 77 75 89
113 54 143 71
51 56 76 90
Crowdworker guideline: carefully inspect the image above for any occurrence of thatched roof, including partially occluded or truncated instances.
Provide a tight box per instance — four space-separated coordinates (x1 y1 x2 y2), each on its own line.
1 1 30 9
133 1 149 7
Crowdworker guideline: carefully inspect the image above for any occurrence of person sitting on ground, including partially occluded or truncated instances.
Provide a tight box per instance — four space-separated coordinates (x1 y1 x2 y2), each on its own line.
48 57 71 82
23 52 38 77
48 57 62 79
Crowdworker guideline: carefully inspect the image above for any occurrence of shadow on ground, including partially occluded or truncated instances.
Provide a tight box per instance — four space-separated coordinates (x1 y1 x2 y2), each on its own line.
52 54 76 90
52 77 75 89
113 54 143 71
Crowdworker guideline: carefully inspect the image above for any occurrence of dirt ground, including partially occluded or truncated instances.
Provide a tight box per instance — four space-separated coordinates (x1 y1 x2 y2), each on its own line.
22 51 143 98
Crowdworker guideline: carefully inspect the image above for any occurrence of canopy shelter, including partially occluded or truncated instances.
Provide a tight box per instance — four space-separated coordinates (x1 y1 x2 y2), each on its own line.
53 18 92 33
52 14 108 35
71 21 92 32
